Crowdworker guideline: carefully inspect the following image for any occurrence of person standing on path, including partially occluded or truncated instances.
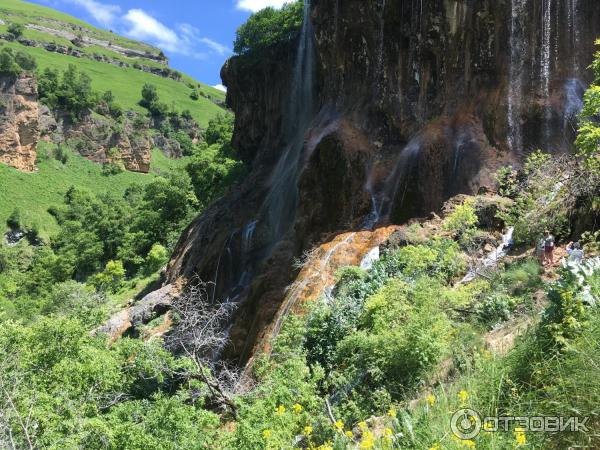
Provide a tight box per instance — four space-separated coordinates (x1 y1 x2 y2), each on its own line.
544 230 555 266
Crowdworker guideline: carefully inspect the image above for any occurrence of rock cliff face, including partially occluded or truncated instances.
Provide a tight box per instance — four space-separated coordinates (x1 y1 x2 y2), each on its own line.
41 111 153 173
0 76 40 172
166 0 600 365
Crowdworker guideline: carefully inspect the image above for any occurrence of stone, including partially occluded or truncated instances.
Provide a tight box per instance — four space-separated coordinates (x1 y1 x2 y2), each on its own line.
0 76 40 172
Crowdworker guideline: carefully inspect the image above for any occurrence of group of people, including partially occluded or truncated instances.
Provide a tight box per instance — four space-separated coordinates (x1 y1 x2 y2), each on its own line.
537 230 585 267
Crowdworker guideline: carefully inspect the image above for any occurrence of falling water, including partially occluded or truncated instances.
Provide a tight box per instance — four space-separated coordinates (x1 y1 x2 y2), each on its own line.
540 0 553 145
364 137 421 227
568 0 580 72
507 0 526 154
259 0 315 243
540 0 551 98
209 0 315 312
376 0 386 100
563 78 584 133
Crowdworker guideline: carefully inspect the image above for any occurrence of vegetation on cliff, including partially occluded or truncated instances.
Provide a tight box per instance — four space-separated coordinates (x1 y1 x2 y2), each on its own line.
233 0 303 61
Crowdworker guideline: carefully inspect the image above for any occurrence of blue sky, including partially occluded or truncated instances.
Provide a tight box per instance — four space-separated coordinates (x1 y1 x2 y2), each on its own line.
31 0 291 89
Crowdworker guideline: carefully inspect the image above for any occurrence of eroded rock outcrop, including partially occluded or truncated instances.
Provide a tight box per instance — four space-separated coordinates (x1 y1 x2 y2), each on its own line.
165 0 600 366
0 75 39 172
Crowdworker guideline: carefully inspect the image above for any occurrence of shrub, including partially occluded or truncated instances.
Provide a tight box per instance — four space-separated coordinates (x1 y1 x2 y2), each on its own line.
476 292 517 328
89 260 126 293
7 23 24 39
442 198 478 237
7 208 20 230
145 243 168 274
38 64 99 120
0 48 33 77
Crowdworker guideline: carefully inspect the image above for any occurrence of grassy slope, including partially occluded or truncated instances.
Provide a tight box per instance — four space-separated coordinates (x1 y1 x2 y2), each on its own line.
0 1 224 237
0 145 182 239
0 0 226 126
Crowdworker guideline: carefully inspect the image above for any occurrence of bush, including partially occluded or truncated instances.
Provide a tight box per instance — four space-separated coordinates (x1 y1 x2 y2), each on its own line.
0 47 35 77
234 0 303 57
442 198 478 237
89 260 126 293
145 243 168 274
7 23 24 39
38 64 99 120
7 208 20 229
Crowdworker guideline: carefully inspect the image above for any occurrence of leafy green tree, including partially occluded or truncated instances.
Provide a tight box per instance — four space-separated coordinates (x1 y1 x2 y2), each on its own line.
234 0 303 56
145 243 168 275
576 41 600 172
186 146 245 208
139 83 168 117
0 47 33 77
38 64 99 120
89 260 125 293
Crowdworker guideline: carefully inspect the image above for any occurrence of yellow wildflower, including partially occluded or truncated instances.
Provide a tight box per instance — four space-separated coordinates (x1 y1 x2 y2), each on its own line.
262 429 272 439
345 430 354 439
304 425 313 435
275 405 286 415
293 403 303 413
388 408 397 418
362 431 374 441
428 444 441 450
514 427 526 446
358 421 368 430
384 428 393 436
359 439 374 449
462 439 476 449
334 420 344 432
458 390 469 404
427 394 436 406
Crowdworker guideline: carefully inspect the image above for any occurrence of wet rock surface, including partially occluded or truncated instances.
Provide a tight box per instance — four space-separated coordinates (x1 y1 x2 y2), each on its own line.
165 0 600 366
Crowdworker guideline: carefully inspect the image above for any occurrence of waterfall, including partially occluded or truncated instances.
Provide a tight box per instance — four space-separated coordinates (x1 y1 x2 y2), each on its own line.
209 0 315 311
507 0 526 154
365 137 421 226
563 78 584 133
541 0 553 145
259 0 315 242
376 0 386 100
568 0 580 72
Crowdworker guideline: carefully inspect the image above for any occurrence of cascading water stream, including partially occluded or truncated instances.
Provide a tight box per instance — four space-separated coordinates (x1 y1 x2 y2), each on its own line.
508 0 526 154
259 0 316 243
540 0 553 145
362 137 421 229
376 0 386 101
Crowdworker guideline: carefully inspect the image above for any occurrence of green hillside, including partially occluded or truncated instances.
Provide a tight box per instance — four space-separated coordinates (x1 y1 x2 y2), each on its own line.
0 143 191 240
0 0 226 126
0 0 235 238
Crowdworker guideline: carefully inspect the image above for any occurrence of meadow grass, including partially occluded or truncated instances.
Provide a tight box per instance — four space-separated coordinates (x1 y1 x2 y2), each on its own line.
0 145 188 239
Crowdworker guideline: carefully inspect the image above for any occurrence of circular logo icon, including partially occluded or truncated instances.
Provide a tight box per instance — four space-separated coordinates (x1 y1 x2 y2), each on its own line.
451 408 482 440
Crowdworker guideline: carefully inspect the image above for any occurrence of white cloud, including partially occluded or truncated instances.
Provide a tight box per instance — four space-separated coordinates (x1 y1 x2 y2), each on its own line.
213 84 227 92
67 0 120 26
200 38 231 56
236 0 290 12
123 9 179 51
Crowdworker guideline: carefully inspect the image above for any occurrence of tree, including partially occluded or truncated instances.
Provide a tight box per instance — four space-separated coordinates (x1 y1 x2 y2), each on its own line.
7 23 24 39
233 0 303 56
0 47 22 77
89 260 125 293
576 41 600 172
